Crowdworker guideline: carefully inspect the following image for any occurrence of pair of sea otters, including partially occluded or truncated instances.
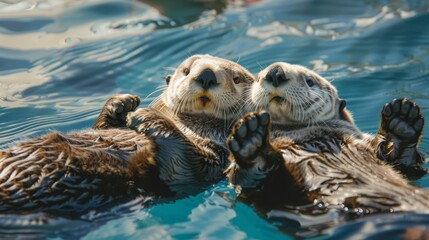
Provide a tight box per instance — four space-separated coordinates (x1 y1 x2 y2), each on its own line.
0 55 427 219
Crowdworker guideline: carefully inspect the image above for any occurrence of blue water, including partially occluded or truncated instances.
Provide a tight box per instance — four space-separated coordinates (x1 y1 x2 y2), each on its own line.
1 0 429 239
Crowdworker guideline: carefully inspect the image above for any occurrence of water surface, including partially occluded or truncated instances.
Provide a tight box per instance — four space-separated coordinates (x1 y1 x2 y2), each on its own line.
1 0 429 239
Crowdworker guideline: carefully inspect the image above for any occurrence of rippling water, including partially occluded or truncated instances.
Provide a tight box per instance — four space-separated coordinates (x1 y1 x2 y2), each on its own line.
1 0 429 239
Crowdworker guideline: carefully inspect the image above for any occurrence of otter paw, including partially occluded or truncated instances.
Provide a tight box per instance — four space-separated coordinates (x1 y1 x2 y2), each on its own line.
228 112 270 167
104 94 140 122
381 98 424 143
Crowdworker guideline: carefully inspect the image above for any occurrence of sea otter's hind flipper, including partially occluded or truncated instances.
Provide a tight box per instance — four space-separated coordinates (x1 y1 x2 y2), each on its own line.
377 98 426 171
93 94 140 130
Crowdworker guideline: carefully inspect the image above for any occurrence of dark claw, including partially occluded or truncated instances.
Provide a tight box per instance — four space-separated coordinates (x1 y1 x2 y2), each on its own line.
409 105 419 119
383 103 392 117
247 115 258 132
392 98 401 113
401 99 411 116
237 123 247 138
259 112 270 126
229 138 239 152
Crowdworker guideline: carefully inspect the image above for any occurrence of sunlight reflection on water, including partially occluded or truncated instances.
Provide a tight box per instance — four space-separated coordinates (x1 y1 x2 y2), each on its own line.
1 0 429 239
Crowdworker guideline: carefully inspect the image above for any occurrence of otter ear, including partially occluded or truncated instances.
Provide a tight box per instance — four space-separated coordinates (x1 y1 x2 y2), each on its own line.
165 75 172 85
339 99 346 112
338 99 354 123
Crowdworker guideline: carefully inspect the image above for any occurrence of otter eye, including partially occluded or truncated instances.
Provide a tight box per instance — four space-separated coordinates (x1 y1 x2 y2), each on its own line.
183 68 190 76
306 77 314 87
233 76 241 84
165 75 172 85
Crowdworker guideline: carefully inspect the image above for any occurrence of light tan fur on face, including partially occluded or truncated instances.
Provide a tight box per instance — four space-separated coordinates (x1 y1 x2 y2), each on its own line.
252 62 352 125
160 54 254 119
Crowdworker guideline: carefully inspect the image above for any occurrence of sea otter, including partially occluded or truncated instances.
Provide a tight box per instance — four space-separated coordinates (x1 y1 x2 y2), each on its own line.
226 62 428 215
0 54 255 214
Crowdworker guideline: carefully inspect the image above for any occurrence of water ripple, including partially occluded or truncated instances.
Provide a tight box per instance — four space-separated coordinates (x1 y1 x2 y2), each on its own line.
1 0 429 239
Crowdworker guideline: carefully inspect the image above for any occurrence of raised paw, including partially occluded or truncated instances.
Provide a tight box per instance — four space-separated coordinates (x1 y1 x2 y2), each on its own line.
105 94 140 120
377 98 426 169
227 112 271 168
93 94 140 129
381 98 424 144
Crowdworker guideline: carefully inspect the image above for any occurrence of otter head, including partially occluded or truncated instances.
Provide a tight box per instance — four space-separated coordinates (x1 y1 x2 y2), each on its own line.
161 54 254 120
251 62 353 125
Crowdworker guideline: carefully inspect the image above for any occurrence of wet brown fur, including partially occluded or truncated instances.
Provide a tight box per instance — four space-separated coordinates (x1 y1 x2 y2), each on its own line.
0 55 254 213
0 129 160 213
227 62 428 216
227 114 429 217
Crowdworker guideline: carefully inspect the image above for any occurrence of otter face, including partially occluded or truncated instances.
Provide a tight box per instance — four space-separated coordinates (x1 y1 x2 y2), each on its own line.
251 62 351 124
163 54 254 119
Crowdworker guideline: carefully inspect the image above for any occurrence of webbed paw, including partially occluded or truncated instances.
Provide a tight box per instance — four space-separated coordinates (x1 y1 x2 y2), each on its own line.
105 94 140 123
94 94 140 129
381 98 424 144
377 98 426 168
228 112 270 168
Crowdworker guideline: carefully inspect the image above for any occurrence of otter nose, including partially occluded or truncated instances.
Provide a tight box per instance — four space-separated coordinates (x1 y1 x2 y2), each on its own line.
266 67 287 88
197 69 218 90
